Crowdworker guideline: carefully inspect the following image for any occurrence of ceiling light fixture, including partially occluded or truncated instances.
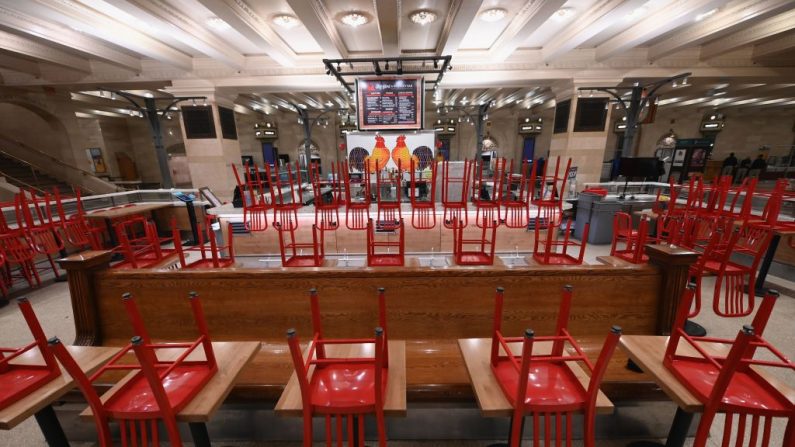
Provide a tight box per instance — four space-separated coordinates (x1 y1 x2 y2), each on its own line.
695 8 717 21
479 8 507 22
410 9 437 25
625 6 647 20
273 14 300 29
206 17 230 30
555 7 574 19
341 11 369 27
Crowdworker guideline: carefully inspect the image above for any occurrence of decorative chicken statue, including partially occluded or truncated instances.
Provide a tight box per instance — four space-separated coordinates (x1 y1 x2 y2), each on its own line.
391 135 418 171
364 134 390 173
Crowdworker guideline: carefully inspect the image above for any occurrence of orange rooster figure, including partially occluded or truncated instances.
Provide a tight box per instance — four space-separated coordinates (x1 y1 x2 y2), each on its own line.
364 134 391 173
391 135 419 170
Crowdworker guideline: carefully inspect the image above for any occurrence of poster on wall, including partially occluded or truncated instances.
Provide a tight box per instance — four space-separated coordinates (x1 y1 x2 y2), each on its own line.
86 147 107 174
346 131 435 172
672 149 686 167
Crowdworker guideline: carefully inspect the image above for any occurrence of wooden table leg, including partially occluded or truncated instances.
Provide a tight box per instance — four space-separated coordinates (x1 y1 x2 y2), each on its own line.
189 422 211 447
33 405 70 447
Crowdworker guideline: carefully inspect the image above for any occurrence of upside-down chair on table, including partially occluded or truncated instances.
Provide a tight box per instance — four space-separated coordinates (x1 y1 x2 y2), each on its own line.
472 158 505 229
48 291 218 447
275 222 325 267
366 218 404 267
490 285 621 447
452 218 497 266
287 287 389 447
441 159 472 230
501 159 531 229
409 159 437 230
172 217 235 269
533 217 589 265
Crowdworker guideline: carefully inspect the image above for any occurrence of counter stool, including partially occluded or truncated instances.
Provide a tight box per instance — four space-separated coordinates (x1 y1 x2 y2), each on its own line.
343 166 371 230
311 161 343 231
232 162 272 232
366 218 404 267
491 286 621 447
375 165 402 224
269 162 304 231
529 156 571 228
0 298 61 409
441 159 472 230
275 222 325 267
173 217 235 269
533 217 588 265
287 287 389 447
452 218 497 265
409 159 436 230
49 291 218 447
501 160 531 229
472 158 505 229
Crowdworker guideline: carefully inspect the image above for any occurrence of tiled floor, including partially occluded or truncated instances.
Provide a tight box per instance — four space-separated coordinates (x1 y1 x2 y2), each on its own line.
0 241 793 446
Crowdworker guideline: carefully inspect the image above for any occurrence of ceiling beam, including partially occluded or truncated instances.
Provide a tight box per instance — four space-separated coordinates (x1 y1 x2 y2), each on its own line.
542 0 647 63
0 29 91 72
0 53 40 77
701 9 795 60
101 0 245 69
753 31 795 59
648 0 794 61
0 5 141 72
196 0 296 66
4 0 193 71
373 0 400 57
285 0 347 59
595 0 723 62
437 0 483 56
490 0 566 62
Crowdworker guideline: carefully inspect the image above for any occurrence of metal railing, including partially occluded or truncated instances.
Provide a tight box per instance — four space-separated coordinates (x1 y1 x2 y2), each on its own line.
0 169 47 196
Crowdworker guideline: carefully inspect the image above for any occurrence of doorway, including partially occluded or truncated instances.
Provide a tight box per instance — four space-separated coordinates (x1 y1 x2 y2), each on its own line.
262 141 276 165
522 137 535 161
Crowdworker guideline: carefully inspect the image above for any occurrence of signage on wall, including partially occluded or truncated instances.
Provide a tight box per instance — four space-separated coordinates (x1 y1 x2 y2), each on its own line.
345 131 435 173
86 147 107 174
356 77 423 131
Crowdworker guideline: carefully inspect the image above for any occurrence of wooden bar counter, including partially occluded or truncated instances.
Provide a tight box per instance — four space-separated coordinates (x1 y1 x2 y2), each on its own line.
58 245 697 405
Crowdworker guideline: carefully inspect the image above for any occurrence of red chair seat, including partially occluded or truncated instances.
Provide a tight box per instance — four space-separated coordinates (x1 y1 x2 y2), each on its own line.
457 252 493 265
367 255 403 267
492 360 586 410
703 260 748 274
0 367 56 407
534 253 582 265
105 365 215 417
284 256 325 267
668 360 791 414
310 364 387 412
184 258 235 269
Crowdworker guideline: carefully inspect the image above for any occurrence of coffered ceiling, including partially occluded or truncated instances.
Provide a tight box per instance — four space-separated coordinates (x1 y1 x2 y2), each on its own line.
0 0 793 114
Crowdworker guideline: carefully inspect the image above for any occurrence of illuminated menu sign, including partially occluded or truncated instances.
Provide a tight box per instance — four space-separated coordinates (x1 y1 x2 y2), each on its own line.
356 77 423 131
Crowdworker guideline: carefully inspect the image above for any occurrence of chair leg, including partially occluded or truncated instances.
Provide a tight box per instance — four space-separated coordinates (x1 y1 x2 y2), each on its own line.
376 408 387 447
325 415 333 447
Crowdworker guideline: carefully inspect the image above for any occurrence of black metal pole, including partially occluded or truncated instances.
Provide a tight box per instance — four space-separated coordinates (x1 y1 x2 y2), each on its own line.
622 86 643 158
475 103 490 160
143 97 173 188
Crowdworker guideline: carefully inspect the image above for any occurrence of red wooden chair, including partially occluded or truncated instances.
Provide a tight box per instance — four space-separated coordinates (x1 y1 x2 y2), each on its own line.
310 161 344 231
722 177 757 221
53 188 102 250
231 162 272 232
172 217 235 269
0 232 41 287
112 218 173 269
15 192 64 280
375 163 402 224
472 158 505 229
48 291 217 447
287 287 389 447
529 157 571 228
343 165 371 230
275 222 324 267
441 159 472 230
491 286 621 447
664 287 792 447
0 298 60 409
533 217 588 265
501 160 531 229
613 215 652 264
409 159 436 230
609 212 639 256
268 162 304 231
366 218 404 267
452 218 497 265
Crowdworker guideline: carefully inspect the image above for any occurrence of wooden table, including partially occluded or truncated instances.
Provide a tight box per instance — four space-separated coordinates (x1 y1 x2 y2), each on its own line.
458 338 613 444
275 340 407 417
81 341 259 447
620 335 795 447
84 203 172 247
0 345 119 447
749 224 795 296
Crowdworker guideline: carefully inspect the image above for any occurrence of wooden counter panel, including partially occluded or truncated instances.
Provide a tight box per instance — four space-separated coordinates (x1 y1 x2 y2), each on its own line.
93 265 661 345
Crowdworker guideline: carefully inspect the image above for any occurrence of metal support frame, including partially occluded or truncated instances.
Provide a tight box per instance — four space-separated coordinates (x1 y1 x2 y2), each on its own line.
98 88 206 189
577 73 691 158
294 106 351 170
322 56 453 94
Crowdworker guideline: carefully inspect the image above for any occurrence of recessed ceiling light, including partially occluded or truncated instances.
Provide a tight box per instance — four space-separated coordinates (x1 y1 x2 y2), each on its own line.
410 9 437 25
625 6 647 20
555 7 574 19
206 17 230 30
340 11 369 27
479 8 507 22
273 14 300 29
695 8 717 21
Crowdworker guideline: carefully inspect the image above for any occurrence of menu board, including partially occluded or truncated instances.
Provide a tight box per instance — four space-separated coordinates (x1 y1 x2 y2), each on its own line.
356 77 423 131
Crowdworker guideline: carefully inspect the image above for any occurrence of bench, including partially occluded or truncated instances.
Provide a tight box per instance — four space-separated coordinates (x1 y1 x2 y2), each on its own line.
57 245 697 406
